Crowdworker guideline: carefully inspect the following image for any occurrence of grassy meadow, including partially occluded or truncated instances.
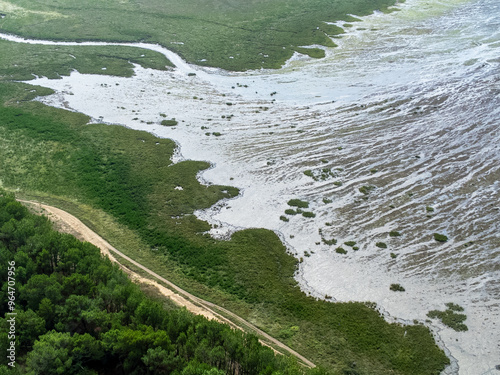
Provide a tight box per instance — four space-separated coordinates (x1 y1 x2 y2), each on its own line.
0 0 398 70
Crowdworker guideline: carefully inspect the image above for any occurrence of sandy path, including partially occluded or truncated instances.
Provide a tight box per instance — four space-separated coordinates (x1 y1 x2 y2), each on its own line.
18 199 316 368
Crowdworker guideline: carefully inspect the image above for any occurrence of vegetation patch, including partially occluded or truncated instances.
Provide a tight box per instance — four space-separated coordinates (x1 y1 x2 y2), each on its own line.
433 233 448 242
302 211 316 218
344 241 356 247
0 39 172 82
389 231 401 237
322 237 337 246
287 199 309 208
359 185 376 195
160 119 178 126
303 167 340 182
335 247 347 254
427 303 468 332
376 242 388 249
390 284 405 292
0 0 398 71
294 47 326 59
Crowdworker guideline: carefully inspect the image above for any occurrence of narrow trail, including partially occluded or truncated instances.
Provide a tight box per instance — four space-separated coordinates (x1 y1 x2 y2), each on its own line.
18 199 316 369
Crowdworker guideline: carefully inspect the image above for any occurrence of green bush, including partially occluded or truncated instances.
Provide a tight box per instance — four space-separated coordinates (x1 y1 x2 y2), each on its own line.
322 238 337 246
160 119 178 126
359 186 376 195
433 233 448 242
287 199 309 208
389 231 401 237
376 242 387 249
335 247 347 254
427 304 468 332
390 284 405 292
302 211 316 218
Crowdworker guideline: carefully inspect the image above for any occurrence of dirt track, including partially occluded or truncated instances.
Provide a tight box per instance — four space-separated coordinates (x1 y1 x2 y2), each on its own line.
18 199 315 368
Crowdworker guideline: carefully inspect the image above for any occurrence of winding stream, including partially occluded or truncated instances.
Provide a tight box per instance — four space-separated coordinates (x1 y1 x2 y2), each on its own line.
1 0 499 373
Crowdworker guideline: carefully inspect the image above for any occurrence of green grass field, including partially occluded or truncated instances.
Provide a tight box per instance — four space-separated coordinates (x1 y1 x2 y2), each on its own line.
0 0 398 70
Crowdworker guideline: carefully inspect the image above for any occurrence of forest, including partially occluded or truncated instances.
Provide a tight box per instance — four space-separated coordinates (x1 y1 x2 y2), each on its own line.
0 191 325 375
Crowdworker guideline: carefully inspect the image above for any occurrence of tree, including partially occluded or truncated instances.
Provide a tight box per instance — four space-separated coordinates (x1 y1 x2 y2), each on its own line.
26 331 73 375
141 347 181 374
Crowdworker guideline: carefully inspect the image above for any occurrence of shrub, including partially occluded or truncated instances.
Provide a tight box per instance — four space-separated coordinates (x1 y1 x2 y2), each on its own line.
375 242 387 249
322 238 337 246
390 284 405 292
433 233 448 242
302 211 316 218
284 209 297 215
445 302 464 312
389 231 401 237
344 241 356 247
161 119 178 126
279 215 289 222
359 185 375 195
304 170 314 177
426 206 435 212
287 199 309 208
335 247 347 254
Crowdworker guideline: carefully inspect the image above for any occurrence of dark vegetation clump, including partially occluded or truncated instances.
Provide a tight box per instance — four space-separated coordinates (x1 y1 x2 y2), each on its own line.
427 303 468 331
322 238 337 246
433 233 448 242
390 284 405 292
359 185 376 195
161 119 178 126
287 199 309 208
